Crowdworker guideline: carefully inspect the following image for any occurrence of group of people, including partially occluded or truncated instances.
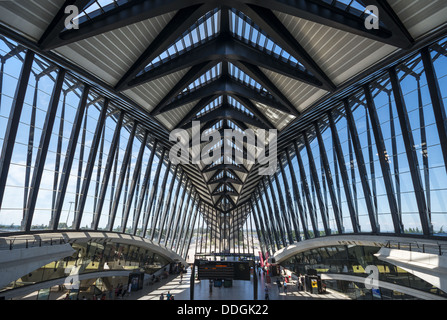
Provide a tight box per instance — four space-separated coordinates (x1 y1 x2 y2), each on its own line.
263 272 308 299
159 291 175 300
275 277 289 295
113 283 132 299
62 282 132 300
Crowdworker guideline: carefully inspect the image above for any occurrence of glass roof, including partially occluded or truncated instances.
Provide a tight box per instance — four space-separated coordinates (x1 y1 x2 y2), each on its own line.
320 0 367 17
228 62 268 95
229 8 304 70
196 96 223 118
182 63 222 95
228 96 254 117
140 8 221 75
76 0 132 24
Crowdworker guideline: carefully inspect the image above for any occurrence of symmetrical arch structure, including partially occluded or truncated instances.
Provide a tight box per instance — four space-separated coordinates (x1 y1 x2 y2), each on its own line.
1 0 447 299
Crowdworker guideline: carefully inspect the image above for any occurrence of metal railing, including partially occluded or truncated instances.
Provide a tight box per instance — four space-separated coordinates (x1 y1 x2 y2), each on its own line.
385 240 447 256
0 237 67 251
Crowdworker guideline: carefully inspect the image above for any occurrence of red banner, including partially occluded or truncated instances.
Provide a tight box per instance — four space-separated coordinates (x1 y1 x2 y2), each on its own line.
258 251 264 267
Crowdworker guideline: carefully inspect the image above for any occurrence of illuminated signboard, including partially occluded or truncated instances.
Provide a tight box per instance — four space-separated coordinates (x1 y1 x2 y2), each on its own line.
197 261 251 281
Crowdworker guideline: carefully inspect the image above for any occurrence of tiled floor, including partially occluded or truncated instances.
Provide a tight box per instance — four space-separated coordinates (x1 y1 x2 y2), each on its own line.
134 267 350 301
15 266 349 300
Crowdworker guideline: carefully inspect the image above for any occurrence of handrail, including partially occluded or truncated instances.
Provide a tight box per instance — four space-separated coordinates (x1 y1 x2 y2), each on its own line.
385 240 446 256
1 237 67 251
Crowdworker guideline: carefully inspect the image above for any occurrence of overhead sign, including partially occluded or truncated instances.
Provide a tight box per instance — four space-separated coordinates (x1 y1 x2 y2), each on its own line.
197 260 251 281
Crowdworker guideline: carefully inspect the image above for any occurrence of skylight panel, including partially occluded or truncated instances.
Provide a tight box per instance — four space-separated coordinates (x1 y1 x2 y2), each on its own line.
195 96 223 117
174 39 184 52
228 62 268 95
140 9 220 74
181 63 222 96
227 120 245 134
228 96 254 117
229 9 305 70
319 0 367 18
74 0 131 24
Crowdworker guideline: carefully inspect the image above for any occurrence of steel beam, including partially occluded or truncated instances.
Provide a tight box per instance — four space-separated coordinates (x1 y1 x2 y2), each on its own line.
252 0 411 48
278 155 301 242
149 159 173 240
183 197 200 258
344 99 379 233
108 121 137 231
159 75 292 115
0 50 34 210
44 0 203 50
272 171 294 244
140 147 166 236
366 0 414 48
92 111 125 230
167 178 190 246
229 94 276 129
231 60 299 116
363 84 403 234
285 148 309 239
157 166 181 243
130 35 323 91
115 4 214 91
314 122 344 234
121 130 148 233
50 85 90 230
132 140 158 235
420 47 447 176
251 206 269 255
261 179 285 248
176 95 220 127
191 104 271 129
150 61 219 115
389 67 432 235
74 98 109 230
328 111 361 233
38 0 92 49
170 179 192 249
256 186 279 251
293 140 319 237
303 132 331 235
236 3 336 91
24 68 67 231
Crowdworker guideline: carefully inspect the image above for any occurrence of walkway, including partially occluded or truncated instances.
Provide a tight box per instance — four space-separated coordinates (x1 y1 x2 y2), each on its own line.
134 267 349 301
12 266 349 300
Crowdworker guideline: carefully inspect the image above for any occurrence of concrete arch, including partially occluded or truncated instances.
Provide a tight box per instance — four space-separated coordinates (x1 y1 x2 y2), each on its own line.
0 231 188 297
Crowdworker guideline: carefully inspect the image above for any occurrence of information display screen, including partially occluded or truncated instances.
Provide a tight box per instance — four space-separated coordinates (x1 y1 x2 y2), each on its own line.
197 261 251 281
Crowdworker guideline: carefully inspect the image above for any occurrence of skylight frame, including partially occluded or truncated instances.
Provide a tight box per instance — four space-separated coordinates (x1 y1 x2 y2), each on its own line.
75 0 132 25
139 8 221 75
229 8 304 70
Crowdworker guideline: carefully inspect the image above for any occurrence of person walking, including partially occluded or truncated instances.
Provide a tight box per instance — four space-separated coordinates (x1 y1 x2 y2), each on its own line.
276 278 281 292
300 275 305 291
283 281 288 295
127 283 132 296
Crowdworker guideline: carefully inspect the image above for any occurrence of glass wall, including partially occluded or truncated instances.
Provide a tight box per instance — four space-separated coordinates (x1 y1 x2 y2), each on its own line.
0 239 170 294
251 37 447 254
1 31 447 264
280 245 447 300
0 35 201 259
